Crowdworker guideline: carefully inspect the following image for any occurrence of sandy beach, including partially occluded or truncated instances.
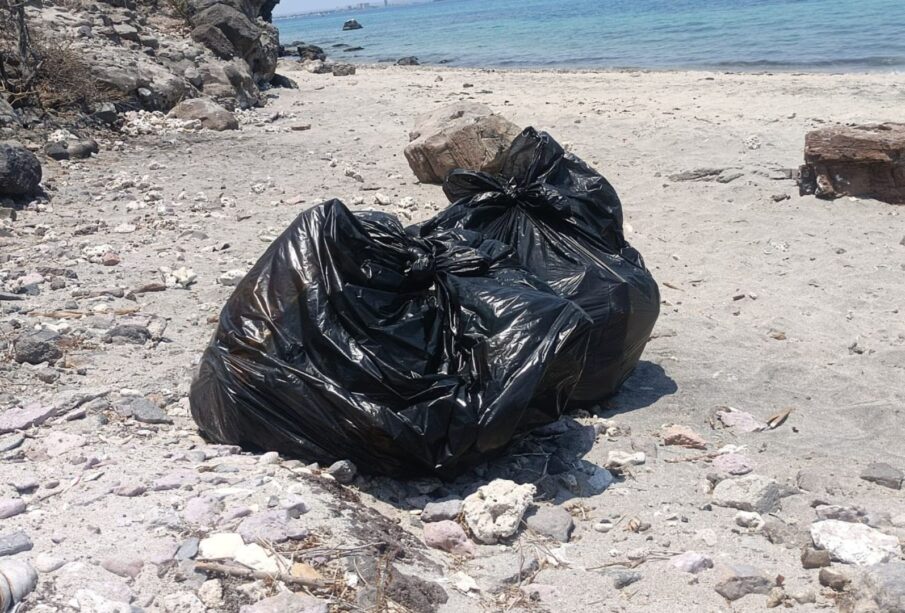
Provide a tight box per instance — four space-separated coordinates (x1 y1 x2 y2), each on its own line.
2 62 904 612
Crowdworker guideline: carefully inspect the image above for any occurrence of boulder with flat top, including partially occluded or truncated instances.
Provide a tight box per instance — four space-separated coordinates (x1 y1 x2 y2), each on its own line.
404 102 522 184
799 123 905 204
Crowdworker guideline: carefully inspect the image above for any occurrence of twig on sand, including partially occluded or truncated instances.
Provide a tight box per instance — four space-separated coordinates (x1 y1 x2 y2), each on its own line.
194 561 332 589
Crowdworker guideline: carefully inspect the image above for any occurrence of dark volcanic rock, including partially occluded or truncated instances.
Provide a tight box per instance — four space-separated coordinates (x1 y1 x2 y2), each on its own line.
396 56 420 66
14 329 62 365
0 143 42 197
297 44 326 61
342 19 362 30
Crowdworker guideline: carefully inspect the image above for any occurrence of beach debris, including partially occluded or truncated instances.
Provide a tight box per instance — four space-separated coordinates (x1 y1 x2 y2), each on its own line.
799 123 905 204
404 102 521 183
809 520 900 566
463 480 536 544
765 408 793 429
860 462 904 490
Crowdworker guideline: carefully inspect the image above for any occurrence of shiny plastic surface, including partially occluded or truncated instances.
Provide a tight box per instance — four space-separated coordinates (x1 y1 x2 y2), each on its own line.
190 199 591 477
416 128 660 403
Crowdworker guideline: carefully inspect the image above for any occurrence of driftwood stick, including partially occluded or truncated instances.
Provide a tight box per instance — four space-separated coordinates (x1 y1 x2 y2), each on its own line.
194 561 330 589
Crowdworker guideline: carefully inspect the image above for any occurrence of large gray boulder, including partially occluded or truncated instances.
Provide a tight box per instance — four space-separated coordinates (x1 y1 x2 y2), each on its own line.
0 143 42 197
197 59 259 110
404 102 522 184
169 98 238 130
188 0 279 83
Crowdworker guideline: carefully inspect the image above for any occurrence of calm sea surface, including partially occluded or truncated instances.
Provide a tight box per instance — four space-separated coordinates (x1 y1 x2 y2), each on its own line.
274 0 905 71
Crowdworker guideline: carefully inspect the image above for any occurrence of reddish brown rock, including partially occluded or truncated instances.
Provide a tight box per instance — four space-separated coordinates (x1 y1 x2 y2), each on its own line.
799 123 905 204
663 424 708 450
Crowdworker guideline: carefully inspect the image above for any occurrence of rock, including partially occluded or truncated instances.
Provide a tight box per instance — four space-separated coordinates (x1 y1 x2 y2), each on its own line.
604 450 646 471
422 520 474 556
860 462 904 490
198 579 223 607
815 504 868 524
716 406 767 432
0 531 33 556
117 396 171 424
183 496 221 526
325 459 356 483
396 56 420 66
14 329 62 364
33 552 66 573
238 510 301 544
735 511 765 529
198 533 244 560
269 73 297 88
526 506 573 542
0 498 26 519
101 556 144 578
809 520 900 566
819 567 851 591
421 499 463 523
342 19 362 30
45 139 99 161
239 590 328 613
798 123 905 204
113 483 146 497
191 24 235 60
189 2 277 83
712 474 795 514
857 562 905 612
668 168 726 182
175 538 200 560
404 102 522 184
800 547 831 569
112 23 140 42
714 564 773 601
463 480 535 544
234 543 284 573
217 269 246 286
332 63 356 77
169 98 238 131
712 453 754 476
766 587 786 608
670 551 714 574
104 324 151 345
662 424 707 449
297 44 326 61
611 570 642 589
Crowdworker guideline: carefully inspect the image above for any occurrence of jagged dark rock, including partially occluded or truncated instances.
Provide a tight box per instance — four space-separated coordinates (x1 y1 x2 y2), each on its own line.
0 143 42 198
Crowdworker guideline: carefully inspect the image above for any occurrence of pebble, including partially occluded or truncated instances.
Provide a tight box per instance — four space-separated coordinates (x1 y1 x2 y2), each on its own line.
712 453 754 476
860 462 904 490
258 451 280 465
197 533 244 560
238 591 328 613
34 552 67 573
712 474 792 513
716 407 767 433
0 498 26 519
670 551 713 574
662 425 707 449
325 459 356 484
101 556 144 578
714 563 772 601
113 483 146 497
526 506 574 542
421 499 463 523
175 537 200 561
818 567 851 590
238 509 302 544
809 520 900 566
611 570 642 589
800 547 831 569
422 520 475 556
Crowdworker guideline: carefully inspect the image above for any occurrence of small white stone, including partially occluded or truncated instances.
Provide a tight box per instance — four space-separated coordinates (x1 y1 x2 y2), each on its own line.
198 533 244 560
734 511 765 529
810 520 900 566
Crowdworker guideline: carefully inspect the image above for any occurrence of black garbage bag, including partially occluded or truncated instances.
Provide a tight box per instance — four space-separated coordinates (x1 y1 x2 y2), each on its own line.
415 128 660 404
190 199 592 477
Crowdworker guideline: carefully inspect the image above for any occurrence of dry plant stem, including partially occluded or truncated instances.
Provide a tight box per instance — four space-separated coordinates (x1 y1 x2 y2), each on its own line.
194 561 330 589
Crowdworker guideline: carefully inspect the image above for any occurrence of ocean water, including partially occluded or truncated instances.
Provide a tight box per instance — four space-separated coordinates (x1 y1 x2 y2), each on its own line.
274 0 905 71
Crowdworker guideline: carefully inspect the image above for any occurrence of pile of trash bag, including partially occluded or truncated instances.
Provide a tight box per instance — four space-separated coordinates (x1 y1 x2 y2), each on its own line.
415 128 660 404
190 199 592 477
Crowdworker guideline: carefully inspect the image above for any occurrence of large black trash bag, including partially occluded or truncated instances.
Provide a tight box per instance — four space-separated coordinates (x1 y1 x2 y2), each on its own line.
190 199 592 478
414 128 660 404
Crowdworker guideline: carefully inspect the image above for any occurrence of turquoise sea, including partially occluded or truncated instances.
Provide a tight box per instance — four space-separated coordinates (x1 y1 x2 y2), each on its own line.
274 0 905 71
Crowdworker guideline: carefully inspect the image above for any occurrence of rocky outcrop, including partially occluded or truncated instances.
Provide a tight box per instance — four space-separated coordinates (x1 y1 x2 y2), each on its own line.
168 98 238 131
799 123 905 204
187 0 280 84
396 56 420 66
297 44 326 62
342 19 362 30
0 143 42 198
404 102 522 184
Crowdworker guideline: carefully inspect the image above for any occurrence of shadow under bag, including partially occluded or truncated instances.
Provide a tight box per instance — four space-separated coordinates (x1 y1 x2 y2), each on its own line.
415 128 660 404
190 199 591 477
